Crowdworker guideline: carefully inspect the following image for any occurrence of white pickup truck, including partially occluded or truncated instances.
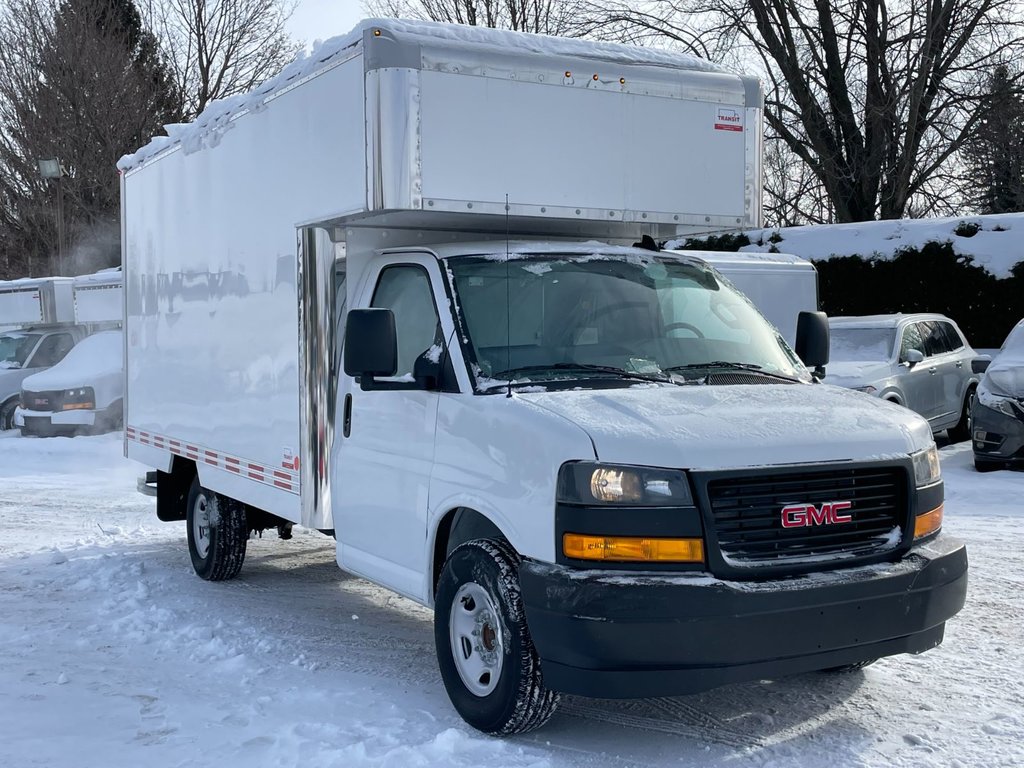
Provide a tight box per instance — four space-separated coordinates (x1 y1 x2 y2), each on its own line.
120 19 967 735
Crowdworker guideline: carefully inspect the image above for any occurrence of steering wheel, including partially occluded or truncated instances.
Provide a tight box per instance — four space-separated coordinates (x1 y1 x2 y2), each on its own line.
663 322 705 338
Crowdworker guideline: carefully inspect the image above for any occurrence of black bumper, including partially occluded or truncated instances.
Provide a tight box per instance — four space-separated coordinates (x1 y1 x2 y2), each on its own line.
973 401 1024 463
520 535 967 698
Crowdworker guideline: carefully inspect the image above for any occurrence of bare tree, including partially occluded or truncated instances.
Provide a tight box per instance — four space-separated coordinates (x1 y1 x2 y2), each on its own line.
367 0 597 36
591 0 1024 222
0 0 179 277
146 0 300 119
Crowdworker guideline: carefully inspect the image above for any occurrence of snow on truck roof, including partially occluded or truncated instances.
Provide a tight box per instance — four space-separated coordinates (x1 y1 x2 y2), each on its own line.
118 18 737 172
420 240 717 265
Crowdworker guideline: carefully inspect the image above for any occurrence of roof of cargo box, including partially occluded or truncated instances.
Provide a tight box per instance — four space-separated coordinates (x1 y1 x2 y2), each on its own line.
416 240 713 264
119 18 749 172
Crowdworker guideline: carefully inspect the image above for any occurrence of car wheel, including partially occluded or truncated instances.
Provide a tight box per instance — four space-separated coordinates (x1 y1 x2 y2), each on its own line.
185 476 248 581
974 457 1004 473
0 398 17 431
435 539 559 735
946 387 975 443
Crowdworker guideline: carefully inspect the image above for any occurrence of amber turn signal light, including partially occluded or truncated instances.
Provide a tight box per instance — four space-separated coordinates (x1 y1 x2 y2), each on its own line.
914 504 943 539
563 533 704 563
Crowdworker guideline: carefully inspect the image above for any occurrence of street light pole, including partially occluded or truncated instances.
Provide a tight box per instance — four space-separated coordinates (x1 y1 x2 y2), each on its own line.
37 158 67 275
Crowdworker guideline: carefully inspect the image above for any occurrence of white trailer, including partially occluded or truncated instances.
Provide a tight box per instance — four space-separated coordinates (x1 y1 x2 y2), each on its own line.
675 250 818 347
0 277 75 328
121 19 965 735
72 270 123 326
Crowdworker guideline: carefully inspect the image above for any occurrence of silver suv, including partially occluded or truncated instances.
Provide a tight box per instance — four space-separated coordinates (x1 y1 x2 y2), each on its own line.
825 314 982 442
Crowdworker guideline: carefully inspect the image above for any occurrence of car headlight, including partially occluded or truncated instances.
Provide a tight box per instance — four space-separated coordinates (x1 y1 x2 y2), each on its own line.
986 396 1020 417
61 387 95 410
911 445 941 488
557 462 693 506
854 385 877 394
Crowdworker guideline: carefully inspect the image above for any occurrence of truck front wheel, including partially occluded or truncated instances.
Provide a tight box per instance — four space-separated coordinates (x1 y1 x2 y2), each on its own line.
435 539 559 735
185 477 247 581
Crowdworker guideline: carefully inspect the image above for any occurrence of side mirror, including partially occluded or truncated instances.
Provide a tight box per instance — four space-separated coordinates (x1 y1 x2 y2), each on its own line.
795 311 829 378
972 357 991 374
903 348 924 366
344 308 397 381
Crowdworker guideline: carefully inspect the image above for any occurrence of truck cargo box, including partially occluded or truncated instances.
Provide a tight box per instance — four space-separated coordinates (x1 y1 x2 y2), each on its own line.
120 19 765 528
0 277 75 328
73 270 123 325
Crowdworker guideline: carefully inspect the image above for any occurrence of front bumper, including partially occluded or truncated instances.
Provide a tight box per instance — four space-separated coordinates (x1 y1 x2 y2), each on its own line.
972 401 1024 463
520 534 967 698
15 407 96 430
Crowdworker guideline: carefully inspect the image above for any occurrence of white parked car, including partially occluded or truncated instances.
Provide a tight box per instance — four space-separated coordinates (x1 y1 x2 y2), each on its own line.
15 330 123 437
825 314 983 442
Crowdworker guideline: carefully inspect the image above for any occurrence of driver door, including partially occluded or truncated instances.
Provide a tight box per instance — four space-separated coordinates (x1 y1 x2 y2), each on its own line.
333 254 458 602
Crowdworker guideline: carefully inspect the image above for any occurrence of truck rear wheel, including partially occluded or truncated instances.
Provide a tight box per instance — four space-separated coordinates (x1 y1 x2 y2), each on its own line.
185 477 247 581
435 539 559 735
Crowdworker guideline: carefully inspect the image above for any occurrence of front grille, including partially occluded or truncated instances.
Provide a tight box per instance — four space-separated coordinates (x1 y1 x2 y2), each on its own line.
706 466 907 565
21 390 62 412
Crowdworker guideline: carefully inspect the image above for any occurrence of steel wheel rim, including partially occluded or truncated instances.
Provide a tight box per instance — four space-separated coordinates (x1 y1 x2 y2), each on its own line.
449 581 504 697
192 493 211 559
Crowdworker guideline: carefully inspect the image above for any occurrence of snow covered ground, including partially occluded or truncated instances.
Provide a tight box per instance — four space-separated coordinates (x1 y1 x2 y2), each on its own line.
0 430 1021 767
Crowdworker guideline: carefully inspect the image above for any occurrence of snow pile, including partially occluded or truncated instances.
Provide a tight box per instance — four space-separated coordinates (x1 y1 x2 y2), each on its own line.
668 212 1024 279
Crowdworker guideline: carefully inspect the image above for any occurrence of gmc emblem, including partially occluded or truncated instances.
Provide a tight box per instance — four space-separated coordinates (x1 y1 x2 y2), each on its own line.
781 501 853 528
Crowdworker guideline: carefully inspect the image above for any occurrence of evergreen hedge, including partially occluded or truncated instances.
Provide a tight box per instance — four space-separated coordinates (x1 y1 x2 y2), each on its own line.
675 238 1024 348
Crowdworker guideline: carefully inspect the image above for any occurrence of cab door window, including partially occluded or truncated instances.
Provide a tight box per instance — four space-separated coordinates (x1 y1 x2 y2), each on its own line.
28 333 74 368
371 266 442 378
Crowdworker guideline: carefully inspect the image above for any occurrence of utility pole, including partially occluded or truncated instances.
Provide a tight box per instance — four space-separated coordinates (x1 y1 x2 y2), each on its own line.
37 158 67 275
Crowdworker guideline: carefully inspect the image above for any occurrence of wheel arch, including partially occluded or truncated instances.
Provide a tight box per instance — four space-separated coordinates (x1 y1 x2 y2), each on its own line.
430 507 512 601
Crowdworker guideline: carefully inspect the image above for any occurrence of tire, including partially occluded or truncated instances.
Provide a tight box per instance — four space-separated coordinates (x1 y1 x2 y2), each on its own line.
821 659 877 673
0 398 17 431
435 539 559 735
974 457 1004 473
185 476 248 581
946 387 975 443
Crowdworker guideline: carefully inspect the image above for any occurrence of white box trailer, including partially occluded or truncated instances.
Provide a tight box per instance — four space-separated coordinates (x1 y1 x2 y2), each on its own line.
676 250 818 347
121 19 965 736
0 277 75 328
72 270 123 325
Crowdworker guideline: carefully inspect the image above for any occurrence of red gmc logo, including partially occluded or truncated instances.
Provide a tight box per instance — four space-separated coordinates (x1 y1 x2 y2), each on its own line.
781 501 853 528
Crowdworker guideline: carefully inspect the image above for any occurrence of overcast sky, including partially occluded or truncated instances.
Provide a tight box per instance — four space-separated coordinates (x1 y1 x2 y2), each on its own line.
287 0 369 46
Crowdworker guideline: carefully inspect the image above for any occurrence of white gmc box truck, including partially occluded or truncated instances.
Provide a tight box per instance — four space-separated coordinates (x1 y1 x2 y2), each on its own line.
120 20 967 735
0 273 121 430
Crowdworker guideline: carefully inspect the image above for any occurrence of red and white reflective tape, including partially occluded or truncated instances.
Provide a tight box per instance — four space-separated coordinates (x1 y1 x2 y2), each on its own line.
126 426 299 495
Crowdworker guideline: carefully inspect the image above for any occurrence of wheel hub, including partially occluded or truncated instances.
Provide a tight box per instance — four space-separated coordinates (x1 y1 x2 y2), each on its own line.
192 494 211 559
449 582 504 697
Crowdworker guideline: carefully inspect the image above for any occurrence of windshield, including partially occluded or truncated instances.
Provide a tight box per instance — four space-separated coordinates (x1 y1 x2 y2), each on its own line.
0 332 41 369
447 254 807 388
829 328 895 362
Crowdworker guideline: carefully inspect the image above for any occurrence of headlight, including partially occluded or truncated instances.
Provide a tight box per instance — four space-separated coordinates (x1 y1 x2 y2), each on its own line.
62 387 95 410
854 385 877 394
911 445 941 488
558 462 693 506
987 396 1020 417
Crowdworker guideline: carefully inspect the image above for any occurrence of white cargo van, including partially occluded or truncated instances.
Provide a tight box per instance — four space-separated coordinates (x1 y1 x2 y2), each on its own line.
0 272 122 431
120 20 966 735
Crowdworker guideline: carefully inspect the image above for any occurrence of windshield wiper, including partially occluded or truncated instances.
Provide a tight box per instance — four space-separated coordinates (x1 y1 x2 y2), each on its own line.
663 361 801 382
490 363 672 385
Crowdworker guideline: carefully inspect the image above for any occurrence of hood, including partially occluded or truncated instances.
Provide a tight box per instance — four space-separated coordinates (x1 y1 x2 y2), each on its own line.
823 360 893 388
22 331 122 393
517 383 932 470
981 352 1024 399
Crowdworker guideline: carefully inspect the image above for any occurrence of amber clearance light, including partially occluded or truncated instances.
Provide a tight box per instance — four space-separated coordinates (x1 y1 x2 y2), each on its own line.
563 533 704 563
914 504 944 539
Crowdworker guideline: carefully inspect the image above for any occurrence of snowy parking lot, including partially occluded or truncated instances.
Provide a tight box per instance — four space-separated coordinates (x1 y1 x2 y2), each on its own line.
0 431 1021 768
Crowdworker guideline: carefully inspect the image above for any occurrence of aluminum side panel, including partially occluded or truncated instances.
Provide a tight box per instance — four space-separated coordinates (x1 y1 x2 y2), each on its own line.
122 55 365 521
417 70 749 222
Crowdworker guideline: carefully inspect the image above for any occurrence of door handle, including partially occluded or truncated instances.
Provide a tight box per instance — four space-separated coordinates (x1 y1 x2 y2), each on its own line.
929 368 937 375
955 361 963 368
343 393 353 437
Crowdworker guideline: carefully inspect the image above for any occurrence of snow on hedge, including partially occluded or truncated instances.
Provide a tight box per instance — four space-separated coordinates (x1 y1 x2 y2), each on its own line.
669 212 1024 279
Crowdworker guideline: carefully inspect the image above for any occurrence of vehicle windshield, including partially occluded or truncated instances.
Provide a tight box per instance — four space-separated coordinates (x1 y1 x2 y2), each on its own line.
0 332 41 369
446 253 807 388
829 328 895 362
